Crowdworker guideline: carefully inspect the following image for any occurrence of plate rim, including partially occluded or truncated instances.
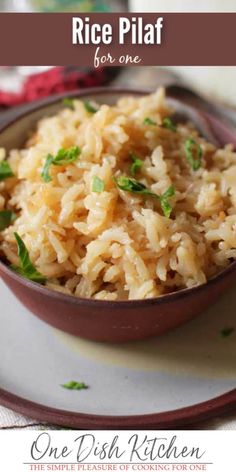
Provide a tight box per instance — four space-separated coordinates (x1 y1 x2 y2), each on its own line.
0 386 235 429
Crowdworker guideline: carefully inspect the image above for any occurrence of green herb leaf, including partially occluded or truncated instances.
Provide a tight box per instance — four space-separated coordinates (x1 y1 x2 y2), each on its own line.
92 176 105 193
162 117 176 132
41 154 54 183
114 176 175 218
41 146 81 183
0 210 16 230
129 151 143 176
114 176 151 195
159 186 175 218
184 137 202 171
0 160 14 181
52 146 81 166
161 185 175 199
143 117 156 126
160 199 172 218
221 327 235 338
61 380 89 391
12 233 46 283
62 97 75 110
84 100 98 114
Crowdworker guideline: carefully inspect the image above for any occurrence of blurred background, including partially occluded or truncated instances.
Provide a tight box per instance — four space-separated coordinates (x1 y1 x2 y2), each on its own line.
0 0 125 11
0 0 236 110
1 0 235 12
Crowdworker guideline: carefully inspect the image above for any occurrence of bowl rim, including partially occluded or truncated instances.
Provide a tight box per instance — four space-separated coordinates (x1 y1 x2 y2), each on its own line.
0 86 235 307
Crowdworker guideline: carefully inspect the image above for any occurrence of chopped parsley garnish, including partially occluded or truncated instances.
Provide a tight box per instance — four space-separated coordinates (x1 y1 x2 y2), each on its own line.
0 160 14 181
184 137 202 171
143 117 156 126
159 186 175 218
41 146 81 183
162 117 176 132
49 146 81 166
41 155 54 183
129 151 143 176
12 233 46 284
92 176 104 193
61 381 89 391
0 210 16 231
114 176 175 218
62 97 75 110
114 175 152 196
84 100 98 114
221 327 235 338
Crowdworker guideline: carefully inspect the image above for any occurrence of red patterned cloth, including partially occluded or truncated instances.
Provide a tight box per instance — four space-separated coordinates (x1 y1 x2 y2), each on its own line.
0 66 120 108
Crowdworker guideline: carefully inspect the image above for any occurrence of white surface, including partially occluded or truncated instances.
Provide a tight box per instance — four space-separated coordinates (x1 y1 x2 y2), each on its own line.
1 430 236 472
0 430 236 472
0 276 235 427
1 65 236 107
167 66 236 106
130 2 236 105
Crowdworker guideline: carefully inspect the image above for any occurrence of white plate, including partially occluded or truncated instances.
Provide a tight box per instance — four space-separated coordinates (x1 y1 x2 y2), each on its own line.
0 279 235 428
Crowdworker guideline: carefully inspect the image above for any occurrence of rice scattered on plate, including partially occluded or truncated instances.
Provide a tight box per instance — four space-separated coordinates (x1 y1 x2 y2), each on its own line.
0 88 236 300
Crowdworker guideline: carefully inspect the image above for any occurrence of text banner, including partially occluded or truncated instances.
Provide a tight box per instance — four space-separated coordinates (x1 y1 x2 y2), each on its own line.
0 13 235 66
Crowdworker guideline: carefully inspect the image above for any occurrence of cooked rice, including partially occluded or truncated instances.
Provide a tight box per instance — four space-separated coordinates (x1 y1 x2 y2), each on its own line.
1 88 236 300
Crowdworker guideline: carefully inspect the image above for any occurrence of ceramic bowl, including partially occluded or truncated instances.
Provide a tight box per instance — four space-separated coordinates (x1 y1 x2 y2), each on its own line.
0 88 235 342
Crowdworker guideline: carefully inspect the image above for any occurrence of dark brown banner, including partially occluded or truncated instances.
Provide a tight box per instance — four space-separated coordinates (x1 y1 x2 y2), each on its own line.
0 13 235 66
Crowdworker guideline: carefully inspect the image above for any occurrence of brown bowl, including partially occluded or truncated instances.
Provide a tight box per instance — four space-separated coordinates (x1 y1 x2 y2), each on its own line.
0 87 235 343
